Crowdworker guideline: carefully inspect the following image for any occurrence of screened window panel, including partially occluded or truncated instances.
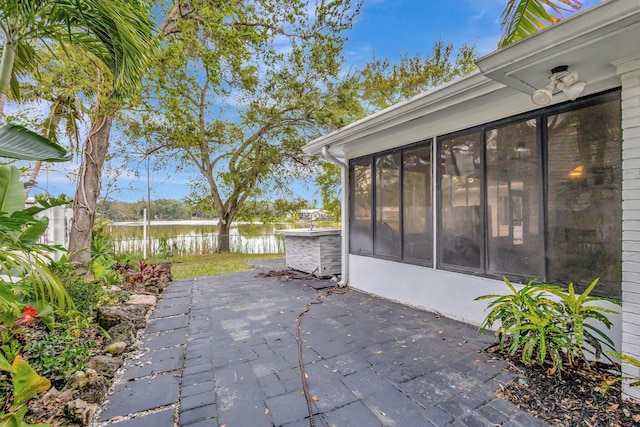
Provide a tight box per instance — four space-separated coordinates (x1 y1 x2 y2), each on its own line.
546 99 622 298
403 145 432 263
350 158 373 254
485 121 544 277
374 153 401 257
439 132 483 269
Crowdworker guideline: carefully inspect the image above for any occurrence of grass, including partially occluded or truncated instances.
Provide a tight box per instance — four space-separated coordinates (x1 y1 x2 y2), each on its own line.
151 252 282 279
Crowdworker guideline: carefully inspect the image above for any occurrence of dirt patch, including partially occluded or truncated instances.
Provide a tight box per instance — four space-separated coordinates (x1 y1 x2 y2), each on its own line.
492 349 640 426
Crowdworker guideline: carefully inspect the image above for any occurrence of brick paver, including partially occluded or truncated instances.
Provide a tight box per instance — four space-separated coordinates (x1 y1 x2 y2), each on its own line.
93 259 546 426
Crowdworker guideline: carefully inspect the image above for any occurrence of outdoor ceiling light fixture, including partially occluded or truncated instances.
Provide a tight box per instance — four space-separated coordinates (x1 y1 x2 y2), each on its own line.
531 65 587 106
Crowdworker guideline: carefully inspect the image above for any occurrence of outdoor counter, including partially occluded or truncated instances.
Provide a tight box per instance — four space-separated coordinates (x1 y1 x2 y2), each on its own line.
275 228 341 277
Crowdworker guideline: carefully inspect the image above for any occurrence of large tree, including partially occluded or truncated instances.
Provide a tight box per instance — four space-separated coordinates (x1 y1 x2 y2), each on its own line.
67 1 156 266
316 40 478 220
135 0 361 252
360 39 477 111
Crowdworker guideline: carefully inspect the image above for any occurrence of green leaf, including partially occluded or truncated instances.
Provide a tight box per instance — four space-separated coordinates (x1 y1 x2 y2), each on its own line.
11 356 51 405
22 195 72 216
0 125 71 162
0 353 14 373
0 165 25 214
17 217 48 246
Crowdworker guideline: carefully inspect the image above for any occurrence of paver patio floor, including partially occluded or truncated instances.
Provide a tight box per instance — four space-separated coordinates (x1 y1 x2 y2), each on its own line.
93 260 547 427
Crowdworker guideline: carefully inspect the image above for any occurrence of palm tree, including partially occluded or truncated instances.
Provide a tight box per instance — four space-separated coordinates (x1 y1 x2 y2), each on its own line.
0 0 151 121
67 1 156 266
0 0 155 266
499 0 583 47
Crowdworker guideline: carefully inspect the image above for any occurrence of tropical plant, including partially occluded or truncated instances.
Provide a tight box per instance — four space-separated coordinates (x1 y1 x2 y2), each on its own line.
0 125 71 162
499 0 583 47
50 255 101 317
0 310 51 427
126 260 161 289
544 278 620 363
0 354 51 427
0 0 156 268
477 278 558 352
476 277 619 374
0 165 74 325
477 278 570 371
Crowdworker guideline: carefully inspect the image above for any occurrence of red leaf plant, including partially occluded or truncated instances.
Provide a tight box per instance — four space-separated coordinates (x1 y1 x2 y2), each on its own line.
14 305 38 327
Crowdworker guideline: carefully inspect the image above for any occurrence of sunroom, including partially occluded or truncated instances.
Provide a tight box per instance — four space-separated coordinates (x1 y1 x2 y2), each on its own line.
304 0 640 400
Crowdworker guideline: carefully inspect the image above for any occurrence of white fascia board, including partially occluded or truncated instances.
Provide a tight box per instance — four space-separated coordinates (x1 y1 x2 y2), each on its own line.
304 71 502 156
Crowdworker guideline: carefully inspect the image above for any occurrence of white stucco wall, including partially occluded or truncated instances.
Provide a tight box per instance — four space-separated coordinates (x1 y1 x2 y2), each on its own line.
348 254 623 351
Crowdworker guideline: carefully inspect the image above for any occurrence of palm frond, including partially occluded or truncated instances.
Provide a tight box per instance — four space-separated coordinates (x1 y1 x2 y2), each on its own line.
499 0 582 47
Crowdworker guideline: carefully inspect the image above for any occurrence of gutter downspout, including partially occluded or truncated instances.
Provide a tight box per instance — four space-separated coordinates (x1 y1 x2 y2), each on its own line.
322 146 348 288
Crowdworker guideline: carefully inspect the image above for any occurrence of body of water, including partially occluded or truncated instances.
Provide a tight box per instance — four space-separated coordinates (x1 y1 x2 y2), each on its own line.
107 221 313 256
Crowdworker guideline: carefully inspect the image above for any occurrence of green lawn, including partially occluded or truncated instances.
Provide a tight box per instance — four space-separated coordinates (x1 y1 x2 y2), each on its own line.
153 252 282 279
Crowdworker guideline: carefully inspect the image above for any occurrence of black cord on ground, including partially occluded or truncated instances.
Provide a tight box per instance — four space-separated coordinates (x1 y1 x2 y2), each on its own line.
295 286 347 427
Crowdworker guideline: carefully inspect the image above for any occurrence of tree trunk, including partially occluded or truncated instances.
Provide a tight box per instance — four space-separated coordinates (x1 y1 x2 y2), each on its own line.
69 108 113 266
217 217 231 252
24 160 43 197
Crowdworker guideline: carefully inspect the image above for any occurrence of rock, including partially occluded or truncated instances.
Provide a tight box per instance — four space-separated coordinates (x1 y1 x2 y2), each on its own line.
41 387 73 404
104 341 127 356
65 369 108 404
90 355 124 378
158 262 172 284
102 284 122 294
67 371 88 390
144 277 164 295
76 371 108 404
106 321 137 348
64 398 97 426
96 304 148 330
128 294 157 306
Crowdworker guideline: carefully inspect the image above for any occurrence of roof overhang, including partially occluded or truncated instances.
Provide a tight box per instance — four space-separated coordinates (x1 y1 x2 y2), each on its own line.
476 0 640 97
304 0 640 158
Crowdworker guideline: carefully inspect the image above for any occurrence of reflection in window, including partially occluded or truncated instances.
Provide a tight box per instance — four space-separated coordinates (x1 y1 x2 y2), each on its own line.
403 145 432 263
440 132 482 269
350 158 373 254
375 153 401 257
546 99 622 298
485 121 544 277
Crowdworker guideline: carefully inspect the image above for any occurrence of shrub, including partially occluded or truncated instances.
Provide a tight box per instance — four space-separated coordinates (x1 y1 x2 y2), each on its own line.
24 328 95 388
50 257 102 318
476 277 620 374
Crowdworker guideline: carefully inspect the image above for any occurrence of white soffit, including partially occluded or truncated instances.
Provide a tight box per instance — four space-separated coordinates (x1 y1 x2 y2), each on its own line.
476 0 640 95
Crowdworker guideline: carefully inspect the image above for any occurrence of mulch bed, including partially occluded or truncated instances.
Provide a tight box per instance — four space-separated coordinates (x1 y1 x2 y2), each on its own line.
491 347 640 426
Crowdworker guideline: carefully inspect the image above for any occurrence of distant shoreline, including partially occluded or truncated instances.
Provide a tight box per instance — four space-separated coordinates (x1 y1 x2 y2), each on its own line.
110 220 261 226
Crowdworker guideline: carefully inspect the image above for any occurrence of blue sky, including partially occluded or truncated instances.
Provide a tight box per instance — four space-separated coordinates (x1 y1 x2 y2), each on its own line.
19 0 601 204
